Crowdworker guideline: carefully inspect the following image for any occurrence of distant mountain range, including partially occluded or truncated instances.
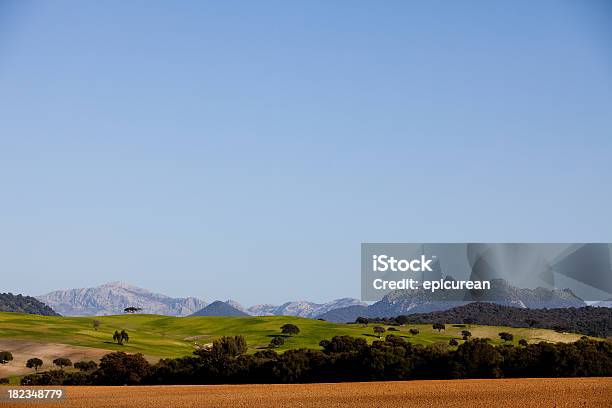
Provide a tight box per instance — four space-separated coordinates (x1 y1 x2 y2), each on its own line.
35 282 366 319
245 298 367 318
594 298 612 308
319 278 587 323
188 298 367 318
0 293 60 316
36 282 207 316
32 279 605 321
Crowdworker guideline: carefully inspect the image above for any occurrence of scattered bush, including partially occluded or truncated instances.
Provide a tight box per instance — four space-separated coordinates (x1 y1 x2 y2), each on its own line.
53 358 72 370
0 351 14 364
209 336 248 356
26 358 43 371
269 337 284 348
281 324 300 336
74 360 98 372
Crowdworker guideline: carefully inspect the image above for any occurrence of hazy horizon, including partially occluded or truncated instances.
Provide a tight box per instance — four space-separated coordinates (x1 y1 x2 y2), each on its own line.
2 1 611 305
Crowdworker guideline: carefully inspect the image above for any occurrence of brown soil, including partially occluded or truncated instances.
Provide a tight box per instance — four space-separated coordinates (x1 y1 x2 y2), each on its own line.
1 378 610 407
0 340 110 377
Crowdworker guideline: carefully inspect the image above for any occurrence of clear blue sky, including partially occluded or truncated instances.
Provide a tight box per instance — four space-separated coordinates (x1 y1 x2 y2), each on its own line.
1 1 611 305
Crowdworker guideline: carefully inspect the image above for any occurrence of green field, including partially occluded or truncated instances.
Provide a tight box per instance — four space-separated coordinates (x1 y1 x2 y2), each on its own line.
0 312 590 360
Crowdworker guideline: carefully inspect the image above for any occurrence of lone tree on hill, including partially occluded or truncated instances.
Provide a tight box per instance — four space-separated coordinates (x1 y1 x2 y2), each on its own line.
53 358 72 370
0 351 13 365
26 358 43 372
74 360 98 372
92 320 101 331
113 330 129 345
449 338 459 346
373 326 386 338
461 330 472 340
124 307 142 314
409 328 419 335
499 332 514 343
433 323 446 332
269 336 284 348
281 324 300 336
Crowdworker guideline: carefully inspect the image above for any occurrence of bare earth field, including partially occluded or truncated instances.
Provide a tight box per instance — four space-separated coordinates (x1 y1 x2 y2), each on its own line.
0 340 111 377
2 378 610 408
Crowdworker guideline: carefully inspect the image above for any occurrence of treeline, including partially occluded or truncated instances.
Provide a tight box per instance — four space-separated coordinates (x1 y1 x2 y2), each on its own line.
0 293 59 316
357 303 612 338
20 335 612 386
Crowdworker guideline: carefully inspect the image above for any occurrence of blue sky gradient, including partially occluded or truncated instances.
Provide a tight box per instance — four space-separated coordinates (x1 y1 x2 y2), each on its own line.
1 1 611 305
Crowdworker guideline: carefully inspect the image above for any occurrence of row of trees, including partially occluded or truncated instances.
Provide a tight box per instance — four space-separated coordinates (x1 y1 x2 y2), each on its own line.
0 352 97 372
19 334 612 386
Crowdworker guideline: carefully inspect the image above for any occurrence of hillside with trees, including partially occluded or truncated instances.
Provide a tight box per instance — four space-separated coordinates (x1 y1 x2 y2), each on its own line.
359 302 612 338
0 293 59 316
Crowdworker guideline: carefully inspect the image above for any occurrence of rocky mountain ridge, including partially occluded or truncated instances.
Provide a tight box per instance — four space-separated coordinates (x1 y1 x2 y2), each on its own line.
37 282 207 316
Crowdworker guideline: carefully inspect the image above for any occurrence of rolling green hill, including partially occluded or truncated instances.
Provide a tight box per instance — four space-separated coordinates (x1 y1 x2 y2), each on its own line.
0 312 592 360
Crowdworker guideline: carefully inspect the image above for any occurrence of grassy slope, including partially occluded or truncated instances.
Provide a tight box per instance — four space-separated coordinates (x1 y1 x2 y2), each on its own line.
0 312 591 360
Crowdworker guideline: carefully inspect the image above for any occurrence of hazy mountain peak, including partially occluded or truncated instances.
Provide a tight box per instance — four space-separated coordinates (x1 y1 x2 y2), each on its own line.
191 300 249 317
225 299 247 313
247 298 367 318
37 283 206 317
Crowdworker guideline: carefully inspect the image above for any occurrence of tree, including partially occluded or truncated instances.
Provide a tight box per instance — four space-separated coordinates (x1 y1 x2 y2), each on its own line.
498 332 514 343
113 330 129 345
92 320 101 331
518 338 528 347
74 360 98 372
433 323 446 332
319 336 367 354
356 317 369 326
211 335 248 356
53 358 72 370
461 330 472 341
269 337 284 348
0 351 13 365
409 328 419 335
281 324 300 336
124 307 142 314
395 315 409 325
449 338 459 346
94 352 150 385
453 339 503 378
26 358 43 372
373 326 386 338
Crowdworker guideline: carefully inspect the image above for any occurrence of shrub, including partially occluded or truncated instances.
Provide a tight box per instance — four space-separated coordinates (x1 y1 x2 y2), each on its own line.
74 360 98 372
53 358 72 369
0 351 13 364
281 324 300 336
26 358 43 371
269 337 284 348
211 336 248 356
93 352 150 385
